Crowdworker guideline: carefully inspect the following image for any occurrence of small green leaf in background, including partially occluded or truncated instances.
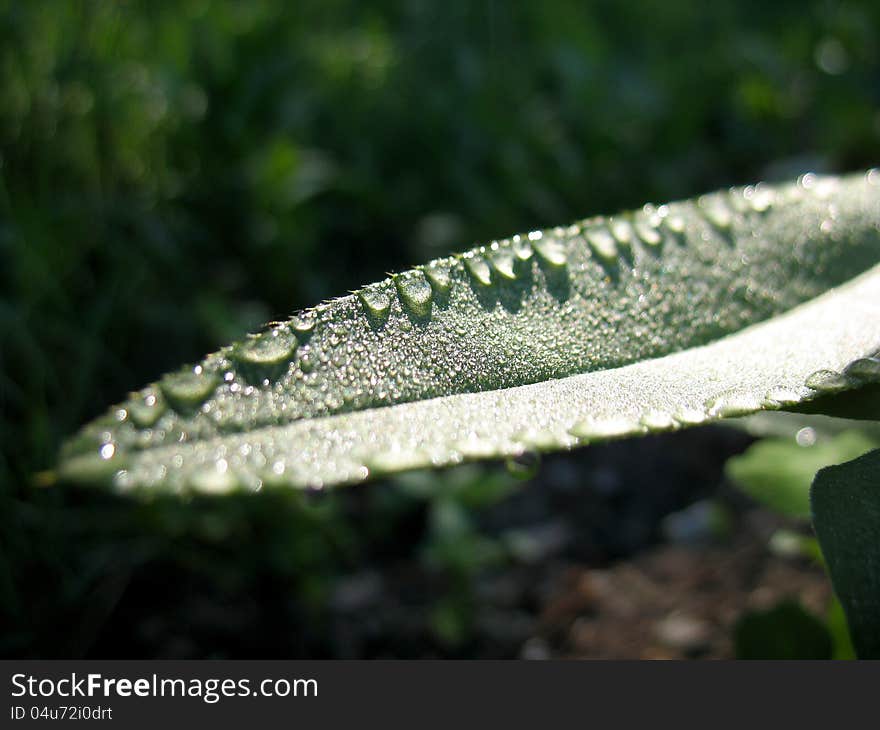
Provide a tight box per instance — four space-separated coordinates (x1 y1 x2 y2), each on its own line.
726 431 877 519
827 595 857 660
734 600 832 659
811 448 880 658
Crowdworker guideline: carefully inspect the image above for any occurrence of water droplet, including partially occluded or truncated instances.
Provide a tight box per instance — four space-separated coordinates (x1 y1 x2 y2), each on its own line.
747 184 774 212
634 221 661 246
762 387 803 407
463 253 493 285
569 417 640 441
704 392 762 418
804 369 850 393
128 390 166 427
514 428 571 450
511 235 533 260
160 367 218 410
699 196 733 229
366 448 427 475
359 286 391 319
489 248 518 279
867 168 879 186
585 227 618 262
532 237 567 267
673 408 707 426
796 427 817 447
298 346 316 373
99 443 116 460
425 263 452 292
843 357 880 381
664 215 685 234
505 451 541 480
639 411 676 430
610 218 634 245
395 272 433 316
292 312 316 335
188 460 239 494
237 327 297 366
799 172 817 190
453 434 496 458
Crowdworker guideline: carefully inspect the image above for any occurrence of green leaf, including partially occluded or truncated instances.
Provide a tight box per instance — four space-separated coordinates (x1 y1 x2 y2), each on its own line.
57 171 880 493
811 448 880 658
726 431 878 519
828 595 857 661
734 600 833 659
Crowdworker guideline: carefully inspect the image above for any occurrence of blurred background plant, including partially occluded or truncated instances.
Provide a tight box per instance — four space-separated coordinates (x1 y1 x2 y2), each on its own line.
2 0 880 658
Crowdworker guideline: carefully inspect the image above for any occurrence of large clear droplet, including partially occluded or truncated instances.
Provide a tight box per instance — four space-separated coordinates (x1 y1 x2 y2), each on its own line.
395 272 433 317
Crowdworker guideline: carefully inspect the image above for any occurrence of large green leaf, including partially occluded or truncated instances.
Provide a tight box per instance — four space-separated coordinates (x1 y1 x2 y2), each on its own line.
726 430 879 520
58 171 880 493
811 448 880 658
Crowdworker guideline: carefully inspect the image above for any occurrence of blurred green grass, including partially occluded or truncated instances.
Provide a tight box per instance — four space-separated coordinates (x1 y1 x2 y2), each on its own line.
1 0 879 657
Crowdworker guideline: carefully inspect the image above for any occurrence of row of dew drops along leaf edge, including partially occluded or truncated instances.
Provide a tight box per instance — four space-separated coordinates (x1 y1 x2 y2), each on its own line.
97 170 880 485
142 169 869 418
105 346 880 495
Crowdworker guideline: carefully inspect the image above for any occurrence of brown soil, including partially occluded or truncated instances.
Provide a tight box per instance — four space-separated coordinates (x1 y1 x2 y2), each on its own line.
525 512 830 659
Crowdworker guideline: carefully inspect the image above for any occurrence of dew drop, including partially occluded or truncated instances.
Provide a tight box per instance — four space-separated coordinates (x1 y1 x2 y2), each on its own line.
804 369 850 393
511 235 534 260
729 188 751 214
359 286 392 319
796 427 817 447
585 227 618 262
298 346 317 373
639 411 676 431
514 428 571 450
699 197 733 229
664 215 686 234
531 237 567 267
634 221 662 246
673 408 707 426
569 417 640 441
489 248 518 280
799 172 817 190
867 168 879 186
610 218 634 245
425 263 452 293
128 389 166 428
762 386 803 407
188 460 239 494
160 367 218 410
453 434 497 458
292 312 316 335
748 185 774 212
395 272 433 316
237 327 297 366
843 357 880 381
463 253 493 285
704 392 762 418
366 448 427 475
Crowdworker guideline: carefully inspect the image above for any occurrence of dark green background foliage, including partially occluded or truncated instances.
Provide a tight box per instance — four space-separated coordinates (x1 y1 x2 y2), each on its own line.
2 0 879 657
